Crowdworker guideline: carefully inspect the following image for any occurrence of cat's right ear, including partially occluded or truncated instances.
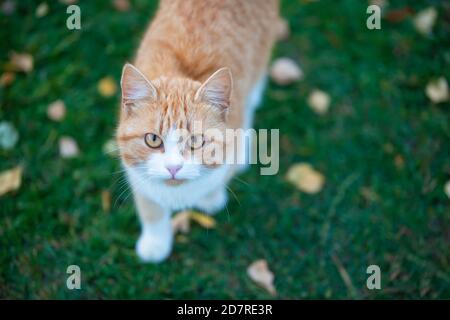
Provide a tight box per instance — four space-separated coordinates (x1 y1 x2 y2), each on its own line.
120 63 157 110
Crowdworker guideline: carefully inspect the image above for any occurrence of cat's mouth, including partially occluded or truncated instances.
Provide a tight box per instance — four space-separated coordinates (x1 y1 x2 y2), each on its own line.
164 178 186 186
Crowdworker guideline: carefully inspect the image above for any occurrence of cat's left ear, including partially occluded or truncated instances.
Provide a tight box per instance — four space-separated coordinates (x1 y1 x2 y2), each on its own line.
195 68 233 110
120 63 157 108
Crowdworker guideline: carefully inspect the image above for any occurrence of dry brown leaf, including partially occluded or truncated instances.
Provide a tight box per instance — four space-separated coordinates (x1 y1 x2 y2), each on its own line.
10 52 33 73
384 7 413 23
444 181 450 200
98 76 117 97
101 190 111 213
36 2 49 18
59 136 79 158
308 89 331 115
394 154 405 169
247 259 276 295
270 58 303 85
413 7 437 36
0 166 22 196
171 211 191 234
276 18 290 41
425 77 449 103
47 100 66 121
286 163 325 194
190 211 216 229
0 72 16 87
113 0 130 12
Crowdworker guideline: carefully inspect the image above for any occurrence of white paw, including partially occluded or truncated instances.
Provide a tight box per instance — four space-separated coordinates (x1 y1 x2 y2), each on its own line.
136 224 173 263
196 188 227 215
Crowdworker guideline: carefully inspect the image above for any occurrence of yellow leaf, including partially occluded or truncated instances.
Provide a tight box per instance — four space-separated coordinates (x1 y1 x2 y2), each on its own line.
247 259 276 296
286 163 325 194
190 211 216 229
98 76 117 97
0 166 22 196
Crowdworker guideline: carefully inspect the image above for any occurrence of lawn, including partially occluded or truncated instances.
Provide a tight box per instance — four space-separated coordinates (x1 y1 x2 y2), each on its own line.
0 0 449 299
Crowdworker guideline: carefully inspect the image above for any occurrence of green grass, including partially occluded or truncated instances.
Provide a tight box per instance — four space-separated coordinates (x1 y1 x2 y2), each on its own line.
1 0 449 299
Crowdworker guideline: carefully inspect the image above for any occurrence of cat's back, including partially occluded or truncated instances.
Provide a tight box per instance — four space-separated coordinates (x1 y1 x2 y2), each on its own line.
135 0 279 87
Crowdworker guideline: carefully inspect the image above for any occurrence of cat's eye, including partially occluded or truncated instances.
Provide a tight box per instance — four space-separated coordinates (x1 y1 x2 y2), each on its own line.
188 134 204 150
144 133 163 148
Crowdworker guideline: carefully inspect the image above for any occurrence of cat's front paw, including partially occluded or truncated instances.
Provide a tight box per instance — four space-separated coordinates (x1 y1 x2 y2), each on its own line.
196 188 227 215
136 227 173 263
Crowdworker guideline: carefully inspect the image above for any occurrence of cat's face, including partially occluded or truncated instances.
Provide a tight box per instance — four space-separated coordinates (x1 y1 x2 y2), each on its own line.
117 64 232 186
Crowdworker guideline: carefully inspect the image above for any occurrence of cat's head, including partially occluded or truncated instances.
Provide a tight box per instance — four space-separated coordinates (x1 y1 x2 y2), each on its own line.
117 63 232 186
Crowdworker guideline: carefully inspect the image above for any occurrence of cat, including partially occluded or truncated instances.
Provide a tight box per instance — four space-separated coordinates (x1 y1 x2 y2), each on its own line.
117 0 280 263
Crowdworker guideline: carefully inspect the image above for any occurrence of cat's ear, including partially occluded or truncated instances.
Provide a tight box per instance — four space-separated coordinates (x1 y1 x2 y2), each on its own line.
120 63 157 108
195 67 233 109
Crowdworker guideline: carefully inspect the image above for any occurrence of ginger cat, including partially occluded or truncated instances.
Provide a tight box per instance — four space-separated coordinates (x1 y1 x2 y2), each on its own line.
117 0 280 262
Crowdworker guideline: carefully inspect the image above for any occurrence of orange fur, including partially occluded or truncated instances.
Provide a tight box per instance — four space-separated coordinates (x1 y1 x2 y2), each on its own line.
117 0 280 166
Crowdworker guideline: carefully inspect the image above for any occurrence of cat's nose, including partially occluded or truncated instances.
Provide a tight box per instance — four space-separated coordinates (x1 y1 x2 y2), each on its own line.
166 165 182 178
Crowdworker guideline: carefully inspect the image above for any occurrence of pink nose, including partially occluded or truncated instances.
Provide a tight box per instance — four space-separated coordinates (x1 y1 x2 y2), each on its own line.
166 165 182 178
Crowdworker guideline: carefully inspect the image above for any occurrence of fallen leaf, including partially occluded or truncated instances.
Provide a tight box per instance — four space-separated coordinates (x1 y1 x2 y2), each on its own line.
190 211 216 229
360 187 380 203
101 190 111 213
0 121 19 150
10 52 33 73
394 154 405 169
172 210 216 234
286 163 325 194
413 7 437 36
270 57 303 85
425 77 449 103
102 138 118 156
113 0 130 12
0 166 22 196
370 0 388 10
384 7 413 23
36 2 49 18
444 181 450 200
247 259 276 295
59 136 79 158
276 18 290 41
1 0 16 15
172 211 191 234
308 89 331 115
0 72 16 86
47 100 66 121
98 76 117 97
